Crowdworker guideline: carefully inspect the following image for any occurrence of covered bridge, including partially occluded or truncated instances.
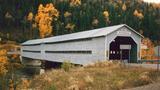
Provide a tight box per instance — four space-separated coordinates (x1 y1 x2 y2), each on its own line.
21 24 143 65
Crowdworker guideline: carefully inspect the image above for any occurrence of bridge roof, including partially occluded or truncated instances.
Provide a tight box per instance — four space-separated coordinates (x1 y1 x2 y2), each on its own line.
22 24 143 45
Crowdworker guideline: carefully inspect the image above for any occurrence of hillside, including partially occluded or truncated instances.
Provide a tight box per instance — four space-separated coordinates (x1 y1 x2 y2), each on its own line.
0 0 160 43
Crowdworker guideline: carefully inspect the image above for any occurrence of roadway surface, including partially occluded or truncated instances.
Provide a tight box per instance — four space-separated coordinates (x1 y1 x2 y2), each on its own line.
128 63 160 70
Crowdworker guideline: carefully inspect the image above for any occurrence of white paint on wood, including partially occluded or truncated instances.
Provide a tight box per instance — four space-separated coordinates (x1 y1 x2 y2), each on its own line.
120 45 131 50
21 24 142 65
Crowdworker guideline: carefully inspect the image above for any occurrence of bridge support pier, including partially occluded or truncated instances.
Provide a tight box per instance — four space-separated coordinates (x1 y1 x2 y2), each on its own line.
21 57 69 75
22 59 42 66
21 57 44 75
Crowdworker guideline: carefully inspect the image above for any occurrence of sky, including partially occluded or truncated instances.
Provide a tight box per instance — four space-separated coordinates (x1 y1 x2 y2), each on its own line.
143 0 160 3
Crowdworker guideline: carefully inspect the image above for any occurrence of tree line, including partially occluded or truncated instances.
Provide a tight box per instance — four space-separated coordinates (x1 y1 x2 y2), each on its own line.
0 0 159 44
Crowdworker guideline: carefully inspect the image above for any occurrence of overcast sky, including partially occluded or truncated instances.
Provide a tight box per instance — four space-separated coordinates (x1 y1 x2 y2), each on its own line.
143 0 160 3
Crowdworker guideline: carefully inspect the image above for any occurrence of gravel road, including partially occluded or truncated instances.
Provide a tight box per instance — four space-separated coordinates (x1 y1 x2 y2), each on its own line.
123 82 160 90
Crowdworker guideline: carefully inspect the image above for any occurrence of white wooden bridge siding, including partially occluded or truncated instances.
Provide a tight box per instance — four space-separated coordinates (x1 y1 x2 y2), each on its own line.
44 37 105 64
21 24 143 65
21 45 42 60
21 38 105 65
105 26 142 60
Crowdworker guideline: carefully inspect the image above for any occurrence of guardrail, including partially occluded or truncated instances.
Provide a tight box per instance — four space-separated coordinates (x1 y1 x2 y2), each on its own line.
7 51 20 55
138 60 160 64
137 60 160 71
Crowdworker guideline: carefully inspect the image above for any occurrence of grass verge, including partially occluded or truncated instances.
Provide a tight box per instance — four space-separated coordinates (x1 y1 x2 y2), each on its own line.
17 61 160 90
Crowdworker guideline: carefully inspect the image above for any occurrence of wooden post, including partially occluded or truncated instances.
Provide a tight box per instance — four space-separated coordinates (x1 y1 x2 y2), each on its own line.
129 49 130 63
157 46 159 71
120 50 122 63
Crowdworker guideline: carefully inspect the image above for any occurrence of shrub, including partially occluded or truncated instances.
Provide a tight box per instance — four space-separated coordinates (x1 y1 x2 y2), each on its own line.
61 61 72 72
46 84 56 90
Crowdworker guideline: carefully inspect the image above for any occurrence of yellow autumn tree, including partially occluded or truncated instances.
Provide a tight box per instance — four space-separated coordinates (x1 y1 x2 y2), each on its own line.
0 43 22 90
0 49 8 90
141 38 155 60
0 49 8 76
70 0 81 7
27 12 33 21
122 3 127 11
133 9 144 19
64 11 72 17
103 10 110 23
92 18 99 26
34 3 59 38
65 23 75 32
152 3 160 9
9 79 14 90
27 12 34 39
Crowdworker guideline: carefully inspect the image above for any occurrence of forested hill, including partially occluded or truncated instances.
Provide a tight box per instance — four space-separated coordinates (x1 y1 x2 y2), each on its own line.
0 0 159 43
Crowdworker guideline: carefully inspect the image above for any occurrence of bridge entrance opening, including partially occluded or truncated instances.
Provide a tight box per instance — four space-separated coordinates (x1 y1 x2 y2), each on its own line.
109 36 137 63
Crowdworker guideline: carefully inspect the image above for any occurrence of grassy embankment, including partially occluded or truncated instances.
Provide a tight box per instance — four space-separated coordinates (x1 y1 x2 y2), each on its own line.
17 61 160 90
